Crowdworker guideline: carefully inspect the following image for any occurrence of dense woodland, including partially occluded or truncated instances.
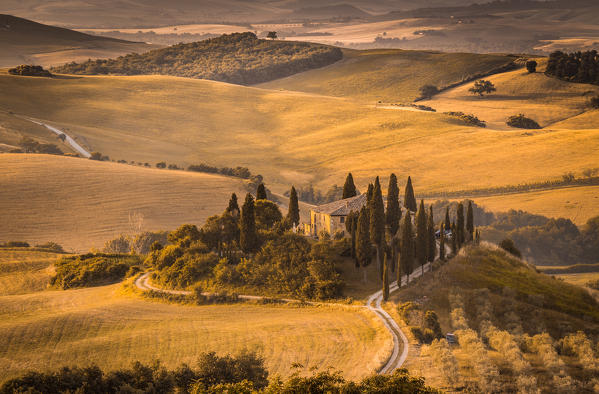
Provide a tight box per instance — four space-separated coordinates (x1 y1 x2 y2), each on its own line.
52 32 343 85
545 50 599 85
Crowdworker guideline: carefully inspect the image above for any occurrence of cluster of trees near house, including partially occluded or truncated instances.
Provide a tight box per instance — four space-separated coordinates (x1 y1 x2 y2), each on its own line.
0 352 438 393
8 65 52 77
340 173 479 299
545 50 599 85
51 32 343 85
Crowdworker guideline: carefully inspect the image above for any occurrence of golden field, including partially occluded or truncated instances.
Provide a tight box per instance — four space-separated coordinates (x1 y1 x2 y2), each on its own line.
0 249 60 296
0 279 390 383
1 68 598 199
0 154 247 252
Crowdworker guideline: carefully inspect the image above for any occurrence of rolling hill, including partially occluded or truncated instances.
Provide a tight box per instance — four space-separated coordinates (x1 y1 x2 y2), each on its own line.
0 14 157 68
0 154 247 252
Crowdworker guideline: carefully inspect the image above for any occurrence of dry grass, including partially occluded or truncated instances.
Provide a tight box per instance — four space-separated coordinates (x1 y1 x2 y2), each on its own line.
0 281 390 383
259 49 513 102
466 186 599 226
0 249 60 295
1 71 597 199
0 154 247 252
420 61 599 130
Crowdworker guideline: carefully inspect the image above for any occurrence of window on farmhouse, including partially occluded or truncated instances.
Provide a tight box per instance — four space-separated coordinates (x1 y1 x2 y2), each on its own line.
340 217 345 223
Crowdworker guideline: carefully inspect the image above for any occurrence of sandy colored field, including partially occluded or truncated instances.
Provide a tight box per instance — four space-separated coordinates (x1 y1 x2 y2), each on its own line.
0 249 60 296
466 186 599 226
551 272 599 287
80 24 250 35
0 282 390 383
260 49 513 102
2 71 597 199
0 154 247 252
420 62 599 130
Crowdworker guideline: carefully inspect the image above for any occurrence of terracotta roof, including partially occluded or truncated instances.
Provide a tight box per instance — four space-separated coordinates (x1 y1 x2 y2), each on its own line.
312 194 367 216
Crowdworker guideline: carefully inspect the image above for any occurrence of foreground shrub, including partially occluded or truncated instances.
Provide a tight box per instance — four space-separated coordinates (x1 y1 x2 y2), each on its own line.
506 114 541 129
51 254 141 289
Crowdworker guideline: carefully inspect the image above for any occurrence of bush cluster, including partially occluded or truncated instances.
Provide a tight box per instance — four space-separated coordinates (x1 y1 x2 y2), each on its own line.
52 32 343 85
187 163 252 179
17 137 63 155
506 114 541 129
8 65 52 77
444 112 486 127
50 254 142 289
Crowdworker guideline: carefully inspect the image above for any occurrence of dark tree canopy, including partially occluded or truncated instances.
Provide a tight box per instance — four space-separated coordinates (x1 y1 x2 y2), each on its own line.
469 79 496 97
415 200 428 272
400 210 414 283
226 193 240 217
427 205 436 263
456 202 465 248
404 176 417 212
383 252 390 301
356 206 372 269
240 193 258 253
386 173 401 236
342 173 358 199
256 183 267 200
254 200 282 230
545 50 599 86
526 60 537 73
466 200 474 241
287 186 300 226
370 177 385 247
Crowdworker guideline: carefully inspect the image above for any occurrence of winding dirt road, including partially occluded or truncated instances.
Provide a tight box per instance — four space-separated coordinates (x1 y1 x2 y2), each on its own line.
18 116 91 158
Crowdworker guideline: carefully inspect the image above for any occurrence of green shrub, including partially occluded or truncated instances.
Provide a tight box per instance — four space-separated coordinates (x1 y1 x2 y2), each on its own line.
51 254 141 289
506 114 541 129
499 238 522 258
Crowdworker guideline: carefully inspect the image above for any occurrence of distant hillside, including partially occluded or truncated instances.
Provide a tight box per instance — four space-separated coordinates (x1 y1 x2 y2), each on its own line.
288 4 371 20
52 32 343 85
0 14 157 68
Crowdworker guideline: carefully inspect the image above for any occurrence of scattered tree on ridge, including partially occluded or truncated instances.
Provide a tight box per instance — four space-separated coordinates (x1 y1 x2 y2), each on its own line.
469 79 496 97
404 176 417 212
256 183 267 200
240 193 258 253
419 84 439 99
427 205 436 263
356 206 372 282
416 200 428 275
370 177 386 274
287 186 300 227
226 193 240 217
383 252 390 301
267 31 278 40
400 210 414 285
526 60 537 73
342 173 358 199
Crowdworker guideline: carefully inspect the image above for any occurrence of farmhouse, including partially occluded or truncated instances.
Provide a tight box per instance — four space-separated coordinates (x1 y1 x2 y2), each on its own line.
305 194 367 237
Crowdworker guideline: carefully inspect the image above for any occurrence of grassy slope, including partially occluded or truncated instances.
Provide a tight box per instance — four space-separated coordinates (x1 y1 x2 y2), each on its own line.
0 281 389 383
0 154 247 252
259 49 514 102
1 72 597 198
0 249 60 295
0 14 157 68
420 60 599 129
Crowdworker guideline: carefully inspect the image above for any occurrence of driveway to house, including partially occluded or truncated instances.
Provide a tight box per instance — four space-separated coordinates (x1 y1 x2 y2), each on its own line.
18 115 91 158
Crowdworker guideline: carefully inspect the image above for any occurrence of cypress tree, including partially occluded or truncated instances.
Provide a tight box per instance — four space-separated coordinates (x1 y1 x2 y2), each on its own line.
383 252 389 301
287 186 300 227
345 211 359 267
370 177 386 273
240 193 258 253
466 201 474 243
400 210 414 284
427 205 436 263
226 193 239 217
404 176 417 212
445 206 451 233
456 202 465 248
451 221 457 255
356 206 372 283
342 173 357 199
439 224 446 261
256 183 267 200
366 183 374 205
415 200 428 275
386 173 401 236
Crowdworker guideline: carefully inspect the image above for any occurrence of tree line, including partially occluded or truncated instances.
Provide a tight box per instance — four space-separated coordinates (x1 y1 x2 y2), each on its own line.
545 50 599 85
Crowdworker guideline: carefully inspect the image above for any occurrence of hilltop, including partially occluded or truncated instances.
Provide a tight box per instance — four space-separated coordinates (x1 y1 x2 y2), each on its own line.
52 32 343 85
0 14 156 68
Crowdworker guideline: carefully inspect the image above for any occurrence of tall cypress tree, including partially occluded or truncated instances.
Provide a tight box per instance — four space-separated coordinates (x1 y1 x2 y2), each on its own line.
451 221 457 255
345 211 359 267
404 176 417 212
456 202 465 248
439 224 446 261
356 206 372 283
445 206 451 233
370 177 386 273
366 183 374 206
415 200 428 275
466 201 474 243
342 173 357 199
383 252 389 301
240 193 258 253
226 193 240 217
256 183 267 200
400 210 414 284
287 186 300 227
427 205 436 263
386 173 401 236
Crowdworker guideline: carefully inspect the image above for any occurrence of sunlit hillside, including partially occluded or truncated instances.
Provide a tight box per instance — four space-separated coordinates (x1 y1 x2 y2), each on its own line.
0 154 247 252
